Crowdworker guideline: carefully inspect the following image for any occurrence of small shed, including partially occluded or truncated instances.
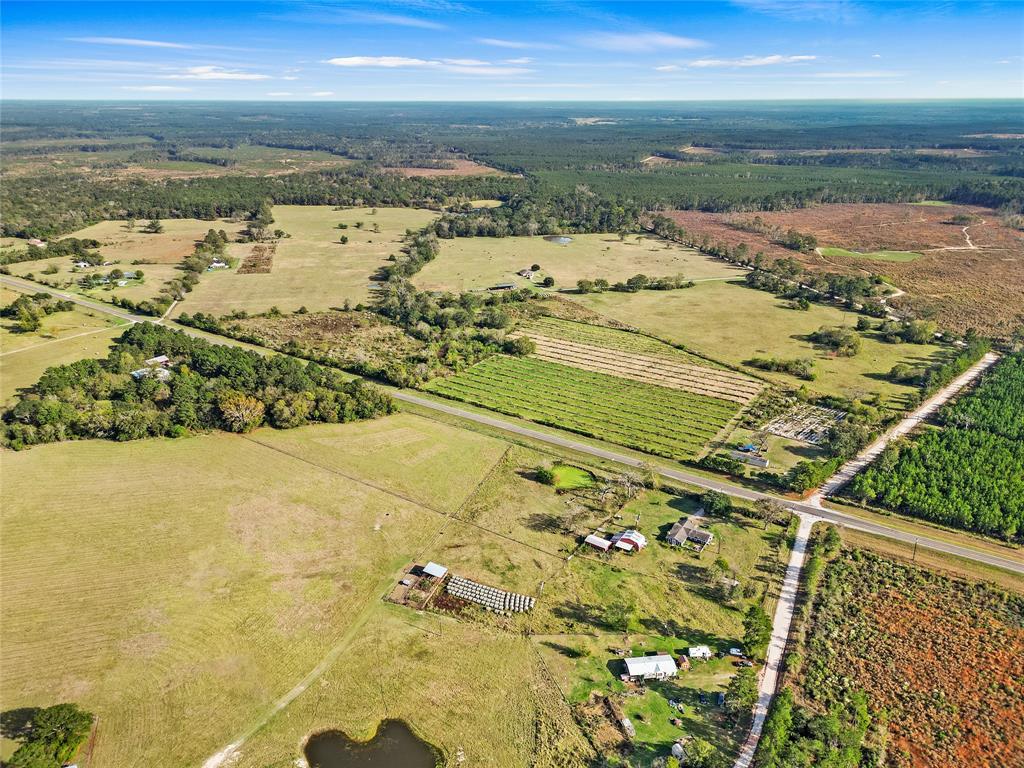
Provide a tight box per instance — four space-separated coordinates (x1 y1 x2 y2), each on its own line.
517 269 535 279
488 283 515 291
584 534 612 552
422 562 448 579
688 645 713 660
730 450 770 468
620 717 636 739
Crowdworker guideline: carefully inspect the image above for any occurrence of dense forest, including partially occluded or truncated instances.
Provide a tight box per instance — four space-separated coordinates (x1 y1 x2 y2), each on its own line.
2 323 395 448
845 351 1024 539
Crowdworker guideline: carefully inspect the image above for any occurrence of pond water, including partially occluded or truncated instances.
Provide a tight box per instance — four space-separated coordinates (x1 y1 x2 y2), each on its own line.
544 235 573 245
304 720 440 768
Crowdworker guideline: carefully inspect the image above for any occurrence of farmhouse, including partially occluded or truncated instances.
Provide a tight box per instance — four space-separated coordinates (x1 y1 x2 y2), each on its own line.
610 529 647 552
688 645 713 660
623 654 678 682
666 516 714 551
584 533 612 552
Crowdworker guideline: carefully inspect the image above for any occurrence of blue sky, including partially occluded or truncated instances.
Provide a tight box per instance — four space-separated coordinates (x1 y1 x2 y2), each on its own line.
2 0 1022 100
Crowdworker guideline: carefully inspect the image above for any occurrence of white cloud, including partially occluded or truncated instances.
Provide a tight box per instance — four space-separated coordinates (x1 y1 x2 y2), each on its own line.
731 1 861 23
476 37 560 50
324 56 531 75
266 91 293 96
68 36 191 49
121 85 192 92
688 54 816 68
281 76 299 81
871 53 882 58
165 66 270 81
345 11 445 29
504 57 533 64
654 64 682 72
579 32 707 52
811 70 903 78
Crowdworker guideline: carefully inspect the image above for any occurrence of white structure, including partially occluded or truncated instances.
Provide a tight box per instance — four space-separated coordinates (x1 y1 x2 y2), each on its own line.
610 529 647 552
584 534 612 552
623 655 678 681
422 562 448 579
145 354 171 367
688 645 713 660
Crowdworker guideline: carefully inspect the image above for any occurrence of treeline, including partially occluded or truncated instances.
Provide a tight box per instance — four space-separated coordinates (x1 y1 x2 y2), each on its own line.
0 291 75 332
2 323 394 449
576 274 694 294
846 351 1023 539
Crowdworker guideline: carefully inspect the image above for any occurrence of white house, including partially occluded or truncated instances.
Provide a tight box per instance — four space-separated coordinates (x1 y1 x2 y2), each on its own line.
688 645 713 660
623 655 678 682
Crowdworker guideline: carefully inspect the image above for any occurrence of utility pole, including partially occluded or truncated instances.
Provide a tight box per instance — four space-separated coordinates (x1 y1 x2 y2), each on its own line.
912 538 918 562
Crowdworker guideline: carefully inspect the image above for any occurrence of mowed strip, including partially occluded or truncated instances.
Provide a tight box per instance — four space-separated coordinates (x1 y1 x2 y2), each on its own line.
425 356 740 460
522 333 762 404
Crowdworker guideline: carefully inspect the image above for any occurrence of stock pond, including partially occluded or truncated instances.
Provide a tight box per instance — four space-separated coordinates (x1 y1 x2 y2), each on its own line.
303 720 440 768
544 235 573 245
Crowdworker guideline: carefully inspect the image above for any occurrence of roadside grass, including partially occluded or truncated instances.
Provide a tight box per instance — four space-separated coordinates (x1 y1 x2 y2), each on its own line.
0 417 508 768
574 280 947 404
819 246 921 262
180 206 439 316
0 325 124 404
413 233 745 293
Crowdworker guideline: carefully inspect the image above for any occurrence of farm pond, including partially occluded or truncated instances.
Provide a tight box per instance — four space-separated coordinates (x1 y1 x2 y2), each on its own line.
544 235 573 245
304 720 440 767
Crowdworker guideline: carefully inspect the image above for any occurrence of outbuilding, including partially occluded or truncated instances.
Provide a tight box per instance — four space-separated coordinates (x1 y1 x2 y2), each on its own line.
584 534 612 552
623 654 678 682
688 645 713 660
422 562 448 579
610 529 647 552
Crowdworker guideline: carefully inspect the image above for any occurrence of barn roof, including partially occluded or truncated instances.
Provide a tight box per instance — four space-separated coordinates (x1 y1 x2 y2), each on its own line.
423 562 448 578
624 655 678 677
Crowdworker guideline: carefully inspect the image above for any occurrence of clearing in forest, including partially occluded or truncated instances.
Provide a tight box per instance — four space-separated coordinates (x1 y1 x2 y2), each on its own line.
180 206 439 316
413 232 744 293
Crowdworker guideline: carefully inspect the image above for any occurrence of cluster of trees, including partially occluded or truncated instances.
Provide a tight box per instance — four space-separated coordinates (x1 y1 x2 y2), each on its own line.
2 323 395 449
727 217 818 252
575 273 695 294
847 352 1023 539
745 356 816 381
379 230 440 280
0 292 74 332
239 200 287 242
809 326 861 357
3 703 94 768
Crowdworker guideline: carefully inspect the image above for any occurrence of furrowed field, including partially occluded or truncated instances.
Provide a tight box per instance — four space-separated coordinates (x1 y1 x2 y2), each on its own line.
180 206 439 316
425 355 742 459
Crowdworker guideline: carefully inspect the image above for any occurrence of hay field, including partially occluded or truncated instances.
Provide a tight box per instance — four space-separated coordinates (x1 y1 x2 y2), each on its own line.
575 280 947 404
413 233 745 293
180 206 439 316
0 413 512 768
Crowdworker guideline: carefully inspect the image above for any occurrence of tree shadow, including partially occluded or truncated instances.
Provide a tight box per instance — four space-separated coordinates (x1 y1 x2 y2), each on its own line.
0 707 38 740
540 640 587 659
524 512 565 534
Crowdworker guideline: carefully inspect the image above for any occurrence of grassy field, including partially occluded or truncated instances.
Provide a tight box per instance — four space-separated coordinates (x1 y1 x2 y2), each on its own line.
0 324 124 404
180 206 438 316
0 413 540 768
425 355 741 460
0 287 121 353
575 280 947 404
414 233 745 293
819 246 922 262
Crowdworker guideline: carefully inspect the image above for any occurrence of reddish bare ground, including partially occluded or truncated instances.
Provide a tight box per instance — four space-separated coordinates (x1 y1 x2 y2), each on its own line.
664 204 1024 334
383 159 507 177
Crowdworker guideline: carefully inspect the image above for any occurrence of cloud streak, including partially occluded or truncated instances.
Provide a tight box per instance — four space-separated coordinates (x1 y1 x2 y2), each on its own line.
579 32 707 52
165 66 270 81
476 37 561 50
68 36 191 49
325 56 531 75
688 54 816 67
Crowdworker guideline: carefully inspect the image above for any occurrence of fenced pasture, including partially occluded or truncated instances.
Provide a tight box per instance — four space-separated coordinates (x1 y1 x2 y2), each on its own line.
180 206 439 316
522 332 762 404
425 355 741 460
0 414 517 768
575 281 948 404
413 232 743 293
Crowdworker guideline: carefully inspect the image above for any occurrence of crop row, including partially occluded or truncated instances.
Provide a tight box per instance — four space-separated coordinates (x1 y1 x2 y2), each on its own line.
523 316 708 364
527 334 761 403
426 356 738 458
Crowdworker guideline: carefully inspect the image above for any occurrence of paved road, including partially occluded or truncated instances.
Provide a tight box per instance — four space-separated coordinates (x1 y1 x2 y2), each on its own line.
5 273 1020 574
811 351 1000 501
733 514 816 768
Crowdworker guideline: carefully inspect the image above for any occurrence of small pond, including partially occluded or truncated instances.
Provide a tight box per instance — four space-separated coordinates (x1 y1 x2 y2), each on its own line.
544 235 573 245
304 720 440 768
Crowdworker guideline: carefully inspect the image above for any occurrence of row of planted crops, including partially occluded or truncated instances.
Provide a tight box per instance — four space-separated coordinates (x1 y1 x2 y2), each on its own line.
425 355 739 459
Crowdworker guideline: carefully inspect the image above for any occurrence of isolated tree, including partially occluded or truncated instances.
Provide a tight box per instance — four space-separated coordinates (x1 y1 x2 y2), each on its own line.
535 466 555 485
15 304 41 333
125 218 136 232
701 490 731 517
752 498 788 529
339 235 349 244
542 276 555 287
724 668 759 724
142 218 164 234
8 703 94 768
